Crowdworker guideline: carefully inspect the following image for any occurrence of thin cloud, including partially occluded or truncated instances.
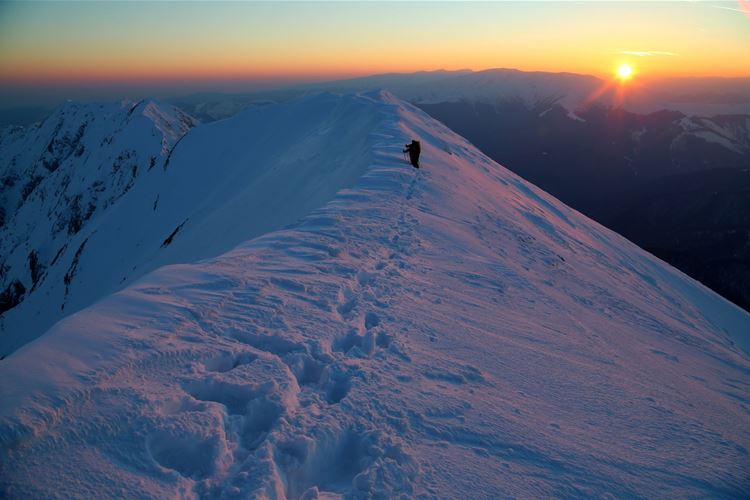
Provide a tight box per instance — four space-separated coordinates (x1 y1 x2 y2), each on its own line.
686 0 750 19
618 51 678 57
710 5 746 12
716 1 750 18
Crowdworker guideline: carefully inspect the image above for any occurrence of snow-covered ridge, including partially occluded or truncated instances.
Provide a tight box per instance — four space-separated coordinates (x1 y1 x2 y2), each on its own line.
1 91 749 497
0 92 392 356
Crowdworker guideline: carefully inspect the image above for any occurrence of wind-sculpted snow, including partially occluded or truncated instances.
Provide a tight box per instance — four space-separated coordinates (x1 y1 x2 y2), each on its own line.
1 92 749 498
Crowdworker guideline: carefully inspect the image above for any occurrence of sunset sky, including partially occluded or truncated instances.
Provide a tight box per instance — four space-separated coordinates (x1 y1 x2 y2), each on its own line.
1 1 749 106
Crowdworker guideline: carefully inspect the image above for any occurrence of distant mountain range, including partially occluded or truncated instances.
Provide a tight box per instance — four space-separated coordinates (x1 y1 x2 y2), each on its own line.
5 69 750 124
322 69 750 116
162 69 750 122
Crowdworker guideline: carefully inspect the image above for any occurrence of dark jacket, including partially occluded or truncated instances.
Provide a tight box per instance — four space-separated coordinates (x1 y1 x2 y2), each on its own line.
403 140 421 168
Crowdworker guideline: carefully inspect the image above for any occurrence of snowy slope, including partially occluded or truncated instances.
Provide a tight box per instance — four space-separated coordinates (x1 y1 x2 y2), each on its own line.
0 93 380 356
1 92 749 498
675 115 750 155
0 99 197 353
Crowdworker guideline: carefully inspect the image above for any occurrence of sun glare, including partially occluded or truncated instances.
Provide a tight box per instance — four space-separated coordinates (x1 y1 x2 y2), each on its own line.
617 64 633 81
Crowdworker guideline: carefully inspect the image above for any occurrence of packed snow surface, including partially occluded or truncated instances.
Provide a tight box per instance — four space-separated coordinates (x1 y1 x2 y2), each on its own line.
1 92 749 498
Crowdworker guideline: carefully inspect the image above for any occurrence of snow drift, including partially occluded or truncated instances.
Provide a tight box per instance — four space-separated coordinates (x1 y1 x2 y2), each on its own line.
1 91 748 498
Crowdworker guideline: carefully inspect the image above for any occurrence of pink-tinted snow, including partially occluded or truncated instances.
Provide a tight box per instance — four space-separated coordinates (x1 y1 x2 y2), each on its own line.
1 92 748 498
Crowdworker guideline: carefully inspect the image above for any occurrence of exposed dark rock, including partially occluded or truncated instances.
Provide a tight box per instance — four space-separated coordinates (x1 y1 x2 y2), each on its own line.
1 172 18 188
20 175 44 204
0 280 25 315
161 219 188 248
164 135 186 170
50 244 67 266
63 237 88 300
28 250 45 290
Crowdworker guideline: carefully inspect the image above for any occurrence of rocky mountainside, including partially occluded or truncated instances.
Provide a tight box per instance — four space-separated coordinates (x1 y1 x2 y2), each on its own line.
0 99 197 353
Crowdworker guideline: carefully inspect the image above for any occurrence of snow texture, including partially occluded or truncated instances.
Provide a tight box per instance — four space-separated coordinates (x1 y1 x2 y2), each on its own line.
1 91 749 498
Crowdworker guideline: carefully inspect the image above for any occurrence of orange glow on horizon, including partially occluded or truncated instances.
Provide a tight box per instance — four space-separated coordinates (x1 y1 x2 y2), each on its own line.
1 0 749 94
3 58 749 87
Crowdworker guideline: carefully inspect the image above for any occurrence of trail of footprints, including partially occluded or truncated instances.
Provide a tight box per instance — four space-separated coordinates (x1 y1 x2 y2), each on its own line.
147 175 422 497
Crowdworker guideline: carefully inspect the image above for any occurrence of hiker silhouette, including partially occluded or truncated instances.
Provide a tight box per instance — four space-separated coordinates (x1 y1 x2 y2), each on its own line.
403 140 421 169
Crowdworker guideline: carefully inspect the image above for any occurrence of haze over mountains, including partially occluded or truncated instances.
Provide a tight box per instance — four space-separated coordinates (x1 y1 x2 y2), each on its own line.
1 91 748 498
8 68 747 127
166 69 750 122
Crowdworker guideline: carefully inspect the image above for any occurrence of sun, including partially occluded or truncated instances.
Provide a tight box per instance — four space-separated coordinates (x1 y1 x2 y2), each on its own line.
616 64 634 81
